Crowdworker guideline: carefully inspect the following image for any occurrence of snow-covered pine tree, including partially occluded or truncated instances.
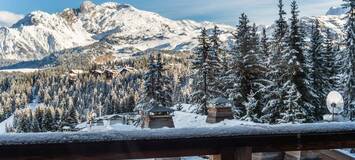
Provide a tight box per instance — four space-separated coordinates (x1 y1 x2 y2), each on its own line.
333 44 352 113
142 54 157 104
232 14 266 118
15 110 25 133
210 25 224 96
273 0 288 50
344 0 355 120
192 28 211 115
155 53 173 107
262 0 289 124
260 27 271 67
287 0 314 121
53 108 62 131
34 106 44 131
323 29 337 92
232 13 251 116
279 40 307 123
309 19 325 119
250 23 268 118
63 106 79 129
43 107 53 132
280 81 306 123
241 92 259 122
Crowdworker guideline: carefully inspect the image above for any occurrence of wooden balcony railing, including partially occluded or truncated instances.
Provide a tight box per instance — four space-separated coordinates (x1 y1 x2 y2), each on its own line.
0 122 354 160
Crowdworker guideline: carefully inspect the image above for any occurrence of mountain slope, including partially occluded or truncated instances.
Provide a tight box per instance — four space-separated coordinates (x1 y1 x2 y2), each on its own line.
0 1 234 62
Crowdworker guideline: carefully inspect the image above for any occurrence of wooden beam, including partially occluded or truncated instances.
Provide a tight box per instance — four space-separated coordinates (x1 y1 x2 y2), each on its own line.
234 147 252 160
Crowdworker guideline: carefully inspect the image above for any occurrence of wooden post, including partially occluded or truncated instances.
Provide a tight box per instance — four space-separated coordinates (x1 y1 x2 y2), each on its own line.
211 147 252 160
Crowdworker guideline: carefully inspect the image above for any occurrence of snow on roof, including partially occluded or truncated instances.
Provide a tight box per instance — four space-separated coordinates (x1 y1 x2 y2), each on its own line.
92 70 104 74
70 69 87 74
117 67 137 73
147 106 174 113
208 97 232 108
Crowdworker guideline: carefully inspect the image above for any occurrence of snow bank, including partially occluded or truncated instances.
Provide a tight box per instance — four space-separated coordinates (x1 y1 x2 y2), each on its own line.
0 122 354 145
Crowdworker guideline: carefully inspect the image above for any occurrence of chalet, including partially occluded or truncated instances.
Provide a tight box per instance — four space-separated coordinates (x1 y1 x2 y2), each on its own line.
206 97 234 123
103 69 118 79
68 69 87 83
90 69 104 77
117 66 138 75
139 100 175 129
94 113 137 126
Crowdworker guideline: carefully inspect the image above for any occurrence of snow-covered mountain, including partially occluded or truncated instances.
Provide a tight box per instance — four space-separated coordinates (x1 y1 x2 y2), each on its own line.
326 6 349 16
0 1 234 62
0 1 349 65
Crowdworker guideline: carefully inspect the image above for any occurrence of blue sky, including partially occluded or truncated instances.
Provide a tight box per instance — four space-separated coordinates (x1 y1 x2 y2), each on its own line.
0 0 344 26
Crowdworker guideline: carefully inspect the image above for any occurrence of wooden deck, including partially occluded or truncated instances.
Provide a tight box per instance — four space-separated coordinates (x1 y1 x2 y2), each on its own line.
0 122 353 159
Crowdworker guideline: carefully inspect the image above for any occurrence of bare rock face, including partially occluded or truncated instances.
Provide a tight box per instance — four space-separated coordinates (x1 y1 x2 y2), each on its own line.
80 1 96 13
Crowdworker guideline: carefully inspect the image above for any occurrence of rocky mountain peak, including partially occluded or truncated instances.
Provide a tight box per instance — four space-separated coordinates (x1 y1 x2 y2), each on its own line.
80 1 96 13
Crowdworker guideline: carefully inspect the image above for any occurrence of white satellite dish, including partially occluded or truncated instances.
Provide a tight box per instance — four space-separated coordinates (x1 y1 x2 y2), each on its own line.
326 91 344 114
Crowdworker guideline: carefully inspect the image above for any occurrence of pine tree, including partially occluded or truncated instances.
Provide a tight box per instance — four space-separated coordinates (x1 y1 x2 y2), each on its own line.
138 53 173 110
142 54 157 103
210 25 223 96
35 107 44 131
280 81 306 123
63 106 78 129
344 0 355 120
287 0 314 121
309 19 325 119
260 27 271 67
191 28 211 115
278 34 306 123
231 13 252 115
324 29 337 92
155 53 173 107
53 108 62 131
241 92 259 122
273 0 288 49
43 107 53 132
262 0 289 124
231 14 267 118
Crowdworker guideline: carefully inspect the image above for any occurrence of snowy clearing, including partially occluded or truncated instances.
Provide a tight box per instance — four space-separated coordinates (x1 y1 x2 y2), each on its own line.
0 68 43 73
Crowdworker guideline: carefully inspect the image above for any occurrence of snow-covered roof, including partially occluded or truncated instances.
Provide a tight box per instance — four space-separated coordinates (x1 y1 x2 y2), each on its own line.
70 69 87 74
147 106 174 113
117 67 137 74
208 97 232 108
92 70 104 74
134 100 174 114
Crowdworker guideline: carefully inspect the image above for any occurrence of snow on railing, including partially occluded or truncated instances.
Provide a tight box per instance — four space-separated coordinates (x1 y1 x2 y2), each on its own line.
0 122 353 159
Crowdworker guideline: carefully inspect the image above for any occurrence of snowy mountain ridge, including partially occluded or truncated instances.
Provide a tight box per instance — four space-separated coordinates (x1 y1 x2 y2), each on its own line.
326 6 349 16
0 1 349 65
0 1 234 62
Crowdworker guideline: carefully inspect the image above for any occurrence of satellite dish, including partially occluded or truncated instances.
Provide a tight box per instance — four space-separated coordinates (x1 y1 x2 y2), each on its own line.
326 91 344 114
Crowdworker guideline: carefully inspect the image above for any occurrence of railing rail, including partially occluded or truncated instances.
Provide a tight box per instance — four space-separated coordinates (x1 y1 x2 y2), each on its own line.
0 122 354 159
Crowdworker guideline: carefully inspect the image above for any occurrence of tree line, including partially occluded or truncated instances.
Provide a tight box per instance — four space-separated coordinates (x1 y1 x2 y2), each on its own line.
191 0 355 123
